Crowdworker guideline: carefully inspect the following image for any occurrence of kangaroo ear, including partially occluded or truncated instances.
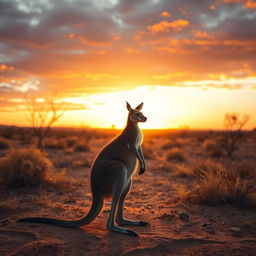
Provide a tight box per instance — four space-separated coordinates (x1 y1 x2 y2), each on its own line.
126 101 132 112
135 102 143 111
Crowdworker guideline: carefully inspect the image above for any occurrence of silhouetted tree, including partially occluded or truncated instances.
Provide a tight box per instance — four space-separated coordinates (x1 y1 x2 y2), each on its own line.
24 95 65 150
221 113 249 158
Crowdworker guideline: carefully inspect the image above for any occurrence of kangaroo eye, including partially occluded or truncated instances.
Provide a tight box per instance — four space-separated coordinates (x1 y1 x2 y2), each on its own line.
135 113 140 116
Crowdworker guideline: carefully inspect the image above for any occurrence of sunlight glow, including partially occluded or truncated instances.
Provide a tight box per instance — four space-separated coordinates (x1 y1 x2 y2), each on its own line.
56 86 256 130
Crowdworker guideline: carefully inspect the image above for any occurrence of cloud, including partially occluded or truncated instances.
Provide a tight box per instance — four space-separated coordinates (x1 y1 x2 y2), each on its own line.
126 46 140 54
244 0 256 9
0 0 256 103
221 0 256 9
159 11 171 17
152 72 187 80
148 19 189 34
0 64 15 71
0 78 39 93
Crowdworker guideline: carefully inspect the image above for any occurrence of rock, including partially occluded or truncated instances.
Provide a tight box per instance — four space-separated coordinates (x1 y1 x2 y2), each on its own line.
230 227 241 232
1 218 9 226
201 223 216 234
179 212 190 221
64 200 76 204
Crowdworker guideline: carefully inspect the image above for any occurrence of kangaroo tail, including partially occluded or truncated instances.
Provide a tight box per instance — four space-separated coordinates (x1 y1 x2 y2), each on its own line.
17 188 104 228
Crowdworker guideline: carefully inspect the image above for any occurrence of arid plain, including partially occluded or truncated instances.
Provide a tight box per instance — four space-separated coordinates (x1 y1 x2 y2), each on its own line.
0 127 256 256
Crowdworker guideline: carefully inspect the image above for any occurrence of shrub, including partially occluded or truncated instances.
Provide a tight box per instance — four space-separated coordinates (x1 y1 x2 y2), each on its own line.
0 137 11 150
188 160 256 208
202 139 222 157
45 138 66 150
74 141 90 152
162 140 182 150
175 164 194 178
191 160 227 205
166 147 185 162
0 147 53 189
66 137 78 147
221 113 249 158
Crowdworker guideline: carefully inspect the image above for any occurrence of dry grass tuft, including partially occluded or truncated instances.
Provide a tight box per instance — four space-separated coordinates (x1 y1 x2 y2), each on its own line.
49 169 73 185
66 137 79 147
0 147 53 189
74 141 90 152
0 137 12 150
174 164 194 178
45 138 66 150
162 140 182 150
188 160 256 208
166 147 185 162
202 139 222 157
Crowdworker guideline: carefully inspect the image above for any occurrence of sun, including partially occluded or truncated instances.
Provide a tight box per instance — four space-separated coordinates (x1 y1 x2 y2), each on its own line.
60 86 188 129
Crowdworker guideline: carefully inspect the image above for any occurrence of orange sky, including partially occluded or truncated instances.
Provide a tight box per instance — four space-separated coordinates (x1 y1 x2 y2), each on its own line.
0 0 256 129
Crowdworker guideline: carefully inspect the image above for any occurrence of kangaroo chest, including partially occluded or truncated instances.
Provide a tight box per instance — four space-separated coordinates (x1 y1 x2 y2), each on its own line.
135 131 142 148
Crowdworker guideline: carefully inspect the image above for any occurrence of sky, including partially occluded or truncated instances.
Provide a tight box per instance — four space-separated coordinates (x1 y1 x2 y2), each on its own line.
0 0 256 129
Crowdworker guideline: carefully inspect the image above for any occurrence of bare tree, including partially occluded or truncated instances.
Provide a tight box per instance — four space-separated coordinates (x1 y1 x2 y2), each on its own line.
221 113 250 158
24 95 65 150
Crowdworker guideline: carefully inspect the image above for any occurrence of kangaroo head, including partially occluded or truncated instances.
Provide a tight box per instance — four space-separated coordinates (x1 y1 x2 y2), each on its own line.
126 102 147 123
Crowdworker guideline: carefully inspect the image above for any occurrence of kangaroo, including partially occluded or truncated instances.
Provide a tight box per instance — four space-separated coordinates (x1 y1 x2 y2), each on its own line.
18 102 148 236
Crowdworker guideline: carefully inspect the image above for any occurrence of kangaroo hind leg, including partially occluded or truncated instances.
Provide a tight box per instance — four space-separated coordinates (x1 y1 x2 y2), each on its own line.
106 166 139 236
116 180 148 226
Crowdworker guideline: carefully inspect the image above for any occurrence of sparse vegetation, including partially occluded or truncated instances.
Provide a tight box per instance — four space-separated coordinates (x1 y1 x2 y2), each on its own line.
45 138 66 149
221 113 249 158
174 164 194 178
166 147 185 162
162 140 182 150
66 137 79 147
0 137 11 150
202 139 222 157
188 160 256 208
0 147 53 189
24 94 65 150
0 127 256 255
74 141 90 152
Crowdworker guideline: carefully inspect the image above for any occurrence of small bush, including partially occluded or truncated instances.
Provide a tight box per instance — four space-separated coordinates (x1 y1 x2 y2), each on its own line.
0 147 53 189
162 140 182 150
74 141 90 152
166 147 185 162
0 137 11 150
175 164 194 178
191 160 227 205
66 137 78 147
66 137 79 147
188 160 256 208
45 138 66 150
202 139 222 157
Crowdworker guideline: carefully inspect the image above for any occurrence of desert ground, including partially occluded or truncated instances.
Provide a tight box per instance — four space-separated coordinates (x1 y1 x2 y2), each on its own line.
0 127 256 256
